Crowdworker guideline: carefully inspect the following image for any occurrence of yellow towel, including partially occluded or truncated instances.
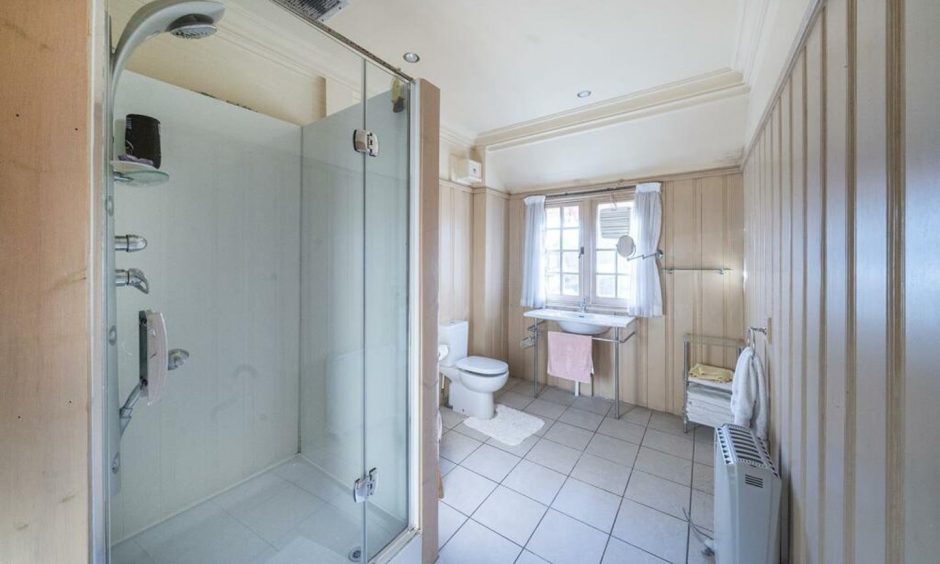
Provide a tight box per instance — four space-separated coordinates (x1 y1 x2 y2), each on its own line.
689 363 734 383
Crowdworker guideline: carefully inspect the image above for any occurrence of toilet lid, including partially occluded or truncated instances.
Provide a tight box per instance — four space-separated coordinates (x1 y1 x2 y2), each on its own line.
457 356 508 376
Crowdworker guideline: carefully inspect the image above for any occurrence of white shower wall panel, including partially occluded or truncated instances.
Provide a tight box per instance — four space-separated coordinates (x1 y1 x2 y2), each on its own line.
111 72 302 541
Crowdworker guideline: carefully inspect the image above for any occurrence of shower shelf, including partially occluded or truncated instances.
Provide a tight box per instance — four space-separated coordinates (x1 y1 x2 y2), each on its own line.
112 160 169 186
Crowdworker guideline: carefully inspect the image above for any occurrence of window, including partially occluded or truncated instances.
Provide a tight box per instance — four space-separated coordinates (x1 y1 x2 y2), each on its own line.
544 205 581 298
543 196 634 309
594 202 633 302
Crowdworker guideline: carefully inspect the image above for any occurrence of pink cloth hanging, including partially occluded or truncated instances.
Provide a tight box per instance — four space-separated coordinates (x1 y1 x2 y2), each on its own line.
547 331 593 384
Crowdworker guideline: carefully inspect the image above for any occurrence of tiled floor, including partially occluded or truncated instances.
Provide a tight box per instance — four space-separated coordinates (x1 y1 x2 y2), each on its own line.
112 456 402 564
437 378 716 564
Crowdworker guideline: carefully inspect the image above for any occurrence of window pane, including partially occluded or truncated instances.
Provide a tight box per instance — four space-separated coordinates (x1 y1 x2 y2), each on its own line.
545 230 561 251
596 275 616 298
617 275 630 299
546 207 561 228
616 253 629 271
562 229 579 250
562 274 579 296
563 206 579 227
547 274 561 295
562 251 579 273
546 251 560 273
596 234 617 250
596 250 616 274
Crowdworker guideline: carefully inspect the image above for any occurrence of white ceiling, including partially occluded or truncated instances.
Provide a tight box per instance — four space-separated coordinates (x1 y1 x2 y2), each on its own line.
329 0 742 141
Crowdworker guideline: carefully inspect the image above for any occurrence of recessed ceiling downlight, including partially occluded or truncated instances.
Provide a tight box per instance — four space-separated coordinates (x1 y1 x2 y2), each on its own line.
403 52 420 63
577 90 592 98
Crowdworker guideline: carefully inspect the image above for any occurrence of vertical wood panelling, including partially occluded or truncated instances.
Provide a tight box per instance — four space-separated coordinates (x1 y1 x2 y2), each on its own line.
822 1 849 561
853 0 888 559
803 22 824 563
779 76 793 564
903 1 939 562
506 169 744 413
438 182 454 322
438 180 473 324
417 81 441 564
506 197 527 380
0 2 92 561
842 1 858 559
884 1 906 562
470 188 509 360
743 1 937 561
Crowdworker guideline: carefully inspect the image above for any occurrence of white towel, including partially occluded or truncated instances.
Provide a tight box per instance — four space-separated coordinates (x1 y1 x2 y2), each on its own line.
730 346 769 439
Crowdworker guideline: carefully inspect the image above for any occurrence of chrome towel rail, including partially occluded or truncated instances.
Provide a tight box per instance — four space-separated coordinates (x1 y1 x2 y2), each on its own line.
664 266 732 274
746 326 768 347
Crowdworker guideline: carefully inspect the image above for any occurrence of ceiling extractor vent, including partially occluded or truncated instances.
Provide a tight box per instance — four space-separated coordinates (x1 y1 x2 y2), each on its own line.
272 0 349 22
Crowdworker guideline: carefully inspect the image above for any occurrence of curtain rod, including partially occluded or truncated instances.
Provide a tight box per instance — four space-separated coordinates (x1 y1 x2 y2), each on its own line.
545 184 636 200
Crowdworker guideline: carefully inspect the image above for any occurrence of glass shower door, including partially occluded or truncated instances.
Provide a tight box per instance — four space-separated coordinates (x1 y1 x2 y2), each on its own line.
297 40 369 562
362 61 411 559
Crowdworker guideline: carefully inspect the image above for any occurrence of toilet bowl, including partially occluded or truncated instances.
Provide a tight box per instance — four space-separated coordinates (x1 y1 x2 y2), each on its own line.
439 321 509 419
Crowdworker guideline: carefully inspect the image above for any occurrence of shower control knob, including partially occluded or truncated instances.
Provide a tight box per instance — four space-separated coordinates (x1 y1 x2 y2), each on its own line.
115 234 148 252
168 349 189 371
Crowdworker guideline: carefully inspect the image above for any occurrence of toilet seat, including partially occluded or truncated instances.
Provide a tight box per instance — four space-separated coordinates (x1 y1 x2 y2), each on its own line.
456 356 508 376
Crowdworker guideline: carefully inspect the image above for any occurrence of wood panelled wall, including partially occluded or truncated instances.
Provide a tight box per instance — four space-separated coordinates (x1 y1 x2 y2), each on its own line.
470 188 510 360
742 0 939 561
439 180 511 361
507 169 745 414
438 180 473 324
417 82 442 564
0 1 93 562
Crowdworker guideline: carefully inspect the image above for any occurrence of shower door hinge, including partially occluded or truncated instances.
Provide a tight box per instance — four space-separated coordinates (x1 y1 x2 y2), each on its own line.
353 129 379 157
352 467 377 503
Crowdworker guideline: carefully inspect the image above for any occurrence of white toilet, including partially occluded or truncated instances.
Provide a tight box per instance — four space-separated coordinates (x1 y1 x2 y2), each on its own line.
439 320 509 420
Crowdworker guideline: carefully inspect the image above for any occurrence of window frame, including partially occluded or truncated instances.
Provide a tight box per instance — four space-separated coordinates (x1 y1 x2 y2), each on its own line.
588 196 635 309
542 201 584 305
543 193 634 311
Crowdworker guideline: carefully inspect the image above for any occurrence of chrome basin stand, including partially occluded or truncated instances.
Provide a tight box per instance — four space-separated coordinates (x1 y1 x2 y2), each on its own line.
527 321 636 418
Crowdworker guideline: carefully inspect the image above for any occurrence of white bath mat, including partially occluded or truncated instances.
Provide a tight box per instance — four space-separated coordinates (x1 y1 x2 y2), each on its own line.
464 404 544 446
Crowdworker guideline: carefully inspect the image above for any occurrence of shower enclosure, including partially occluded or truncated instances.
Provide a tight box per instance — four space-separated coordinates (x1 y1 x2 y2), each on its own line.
101 1 414 562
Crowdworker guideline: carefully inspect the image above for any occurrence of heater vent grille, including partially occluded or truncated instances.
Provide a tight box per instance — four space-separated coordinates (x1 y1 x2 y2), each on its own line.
717 424 778 475
271 0 349 22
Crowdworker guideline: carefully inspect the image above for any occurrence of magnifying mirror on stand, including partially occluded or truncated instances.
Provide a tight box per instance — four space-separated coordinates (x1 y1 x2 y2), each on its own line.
616 235 664 261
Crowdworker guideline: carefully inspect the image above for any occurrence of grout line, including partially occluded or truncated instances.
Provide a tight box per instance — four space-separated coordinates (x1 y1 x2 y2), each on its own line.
685 431 698 563
601 412 650 562
440 387 695 563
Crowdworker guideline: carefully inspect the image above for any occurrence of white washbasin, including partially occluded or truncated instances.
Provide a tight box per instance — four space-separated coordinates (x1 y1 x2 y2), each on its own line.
523 308 635 336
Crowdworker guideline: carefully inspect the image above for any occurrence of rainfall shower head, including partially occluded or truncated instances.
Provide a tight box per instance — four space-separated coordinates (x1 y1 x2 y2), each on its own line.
111 0 225 98
167 13 218 39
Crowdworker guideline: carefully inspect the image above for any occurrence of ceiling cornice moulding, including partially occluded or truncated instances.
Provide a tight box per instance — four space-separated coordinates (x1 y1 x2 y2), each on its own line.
731 0 771 84
506 165 743 198
476 69 748 152
440 125 475 149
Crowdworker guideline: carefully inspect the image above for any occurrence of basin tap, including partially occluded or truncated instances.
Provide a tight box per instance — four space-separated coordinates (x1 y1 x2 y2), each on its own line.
578 298 589 313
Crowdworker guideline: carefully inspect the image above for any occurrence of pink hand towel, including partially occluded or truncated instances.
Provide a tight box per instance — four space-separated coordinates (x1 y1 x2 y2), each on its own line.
547 331 593 384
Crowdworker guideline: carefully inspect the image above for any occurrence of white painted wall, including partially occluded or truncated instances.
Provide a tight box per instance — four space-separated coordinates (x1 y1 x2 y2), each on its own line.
485 91 747 192
743 0 817 142
111 73 302 541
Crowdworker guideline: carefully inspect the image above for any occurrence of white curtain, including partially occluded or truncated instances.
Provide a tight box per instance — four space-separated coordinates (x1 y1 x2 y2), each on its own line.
520 195 546 308
629 182 663 317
